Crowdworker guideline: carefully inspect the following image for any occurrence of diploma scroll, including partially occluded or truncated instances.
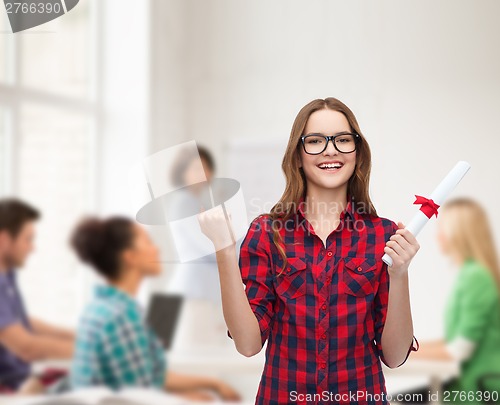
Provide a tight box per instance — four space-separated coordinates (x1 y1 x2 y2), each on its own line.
382 161 471 267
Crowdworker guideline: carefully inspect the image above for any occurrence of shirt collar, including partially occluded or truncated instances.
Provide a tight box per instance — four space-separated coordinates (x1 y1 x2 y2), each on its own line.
0 268 15 285
94 284 137 308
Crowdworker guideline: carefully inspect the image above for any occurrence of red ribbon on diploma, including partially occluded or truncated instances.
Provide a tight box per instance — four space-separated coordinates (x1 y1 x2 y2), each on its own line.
414 195 440 219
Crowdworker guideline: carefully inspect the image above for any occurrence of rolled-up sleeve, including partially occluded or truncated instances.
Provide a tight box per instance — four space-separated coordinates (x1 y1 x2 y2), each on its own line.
373 220 419 368
227 215 276 346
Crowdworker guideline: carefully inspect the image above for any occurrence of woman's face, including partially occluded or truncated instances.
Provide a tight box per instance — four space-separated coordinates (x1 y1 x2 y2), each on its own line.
299 109 357 194
436 217 450 256
183 157 213 186
127 224 162 276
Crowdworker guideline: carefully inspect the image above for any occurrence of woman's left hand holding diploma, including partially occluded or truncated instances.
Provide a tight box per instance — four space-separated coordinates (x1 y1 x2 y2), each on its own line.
384 222 420 278
381 222 420 367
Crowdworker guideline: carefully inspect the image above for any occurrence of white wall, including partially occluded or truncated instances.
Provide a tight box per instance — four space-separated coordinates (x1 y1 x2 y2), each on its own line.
150 0 500 340
99 0 150 216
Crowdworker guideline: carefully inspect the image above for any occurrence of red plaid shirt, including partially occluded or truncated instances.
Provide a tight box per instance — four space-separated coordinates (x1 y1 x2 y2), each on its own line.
228 195 419 404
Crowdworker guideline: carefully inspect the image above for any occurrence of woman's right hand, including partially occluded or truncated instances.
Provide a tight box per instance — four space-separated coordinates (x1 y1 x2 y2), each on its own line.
198 205 235 251
198 206 263 357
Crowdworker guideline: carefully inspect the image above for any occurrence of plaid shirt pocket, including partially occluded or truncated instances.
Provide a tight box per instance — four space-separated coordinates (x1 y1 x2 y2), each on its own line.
274 257 308 300
342 256 378 297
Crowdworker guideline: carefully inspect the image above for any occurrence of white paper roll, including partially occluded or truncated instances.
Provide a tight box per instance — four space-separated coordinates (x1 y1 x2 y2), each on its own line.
382 161 471 267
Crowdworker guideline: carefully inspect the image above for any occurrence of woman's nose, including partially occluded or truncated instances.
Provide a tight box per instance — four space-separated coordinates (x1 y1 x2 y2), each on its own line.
323 138 339 155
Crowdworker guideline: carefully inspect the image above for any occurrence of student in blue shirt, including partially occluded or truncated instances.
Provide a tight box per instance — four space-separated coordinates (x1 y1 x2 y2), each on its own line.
70 216 240 402
0 198 74 394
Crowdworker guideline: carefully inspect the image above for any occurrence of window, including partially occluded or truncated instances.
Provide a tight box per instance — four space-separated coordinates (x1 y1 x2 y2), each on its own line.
0 1 99 327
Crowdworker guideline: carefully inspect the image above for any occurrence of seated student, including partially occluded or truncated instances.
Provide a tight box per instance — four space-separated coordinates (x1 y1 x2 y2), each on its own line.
69 216 241 402
396 198 500 404
0 198 74 393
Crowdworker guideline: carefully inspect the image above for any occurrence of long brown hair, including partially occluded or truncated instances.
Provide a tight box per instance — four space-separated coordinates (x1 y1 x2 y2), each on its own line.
439 198 500 293
261 97 377 275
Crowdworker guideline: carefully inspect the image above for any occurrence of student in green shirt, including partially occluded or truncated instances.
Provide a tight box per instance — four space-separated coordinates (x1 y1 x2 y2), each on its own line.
399 197 500 404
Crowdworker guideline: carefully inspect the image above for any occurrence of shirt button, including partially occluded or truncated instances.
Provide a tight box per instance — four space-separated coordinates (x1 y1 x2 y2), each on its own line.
321 304 327 311
321 362 326 369
287 267 291 272
357 266 363 272
326 251 333 257
326 276 331 283
321 333 326 339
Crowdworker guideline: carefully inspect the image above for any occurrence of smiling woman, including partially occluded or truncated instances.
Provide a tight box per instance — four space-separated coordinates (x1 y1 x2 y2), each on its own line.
198 97 420 405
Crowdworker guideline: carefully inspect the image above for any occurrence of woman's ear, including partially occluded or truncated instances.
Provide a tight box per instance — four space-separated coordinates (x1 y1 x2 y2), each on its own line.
120 247 136 269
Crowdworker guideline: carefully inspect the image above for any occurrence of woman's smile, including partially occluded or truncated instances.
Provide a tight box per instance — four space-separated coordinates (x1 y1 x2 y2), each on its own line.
316 160 344 173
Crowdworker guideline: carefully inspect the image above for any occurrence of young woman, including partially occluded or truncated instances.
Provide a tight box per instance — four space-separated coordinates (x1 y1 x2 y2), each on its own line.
166 145 221 302
163 145 233 351
198 97 420 404
403 198 500 404
69 217 241 402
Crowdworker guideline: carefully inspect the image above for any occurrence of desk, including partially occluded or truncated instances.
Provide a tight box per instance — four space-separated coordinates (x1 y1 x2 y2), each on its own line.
166 346 266 374
0 391 256 405
169 349 460 404
31 345 267 375
31 347 266 403
32 352 459 404
384 359 460 404
166 345 266 402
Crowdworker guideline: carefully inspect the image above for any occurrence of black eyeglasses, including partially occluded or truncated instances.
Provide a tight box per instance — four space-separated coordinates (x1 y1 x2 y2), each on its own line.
300 132 360 155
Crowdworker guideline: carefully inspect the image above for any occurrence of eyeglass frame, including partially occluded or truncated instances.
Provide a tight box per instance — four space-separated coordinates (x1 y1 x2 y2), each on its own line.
300 132 361 155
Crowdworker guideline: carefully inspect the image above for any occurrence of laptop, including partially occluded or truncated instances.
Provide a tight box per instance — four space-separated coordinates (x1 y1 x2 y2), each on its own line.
146 293 184 350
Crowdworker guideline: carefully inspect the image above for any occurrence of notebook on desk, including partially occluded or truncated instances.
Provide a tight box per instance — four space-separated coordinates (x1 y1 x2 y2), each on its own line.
146 293 184 350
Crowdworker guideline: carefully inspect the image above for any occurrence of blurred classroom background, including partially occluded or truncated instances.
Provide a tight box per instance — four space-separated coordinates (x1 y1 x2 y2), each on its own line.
1 0 500 402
